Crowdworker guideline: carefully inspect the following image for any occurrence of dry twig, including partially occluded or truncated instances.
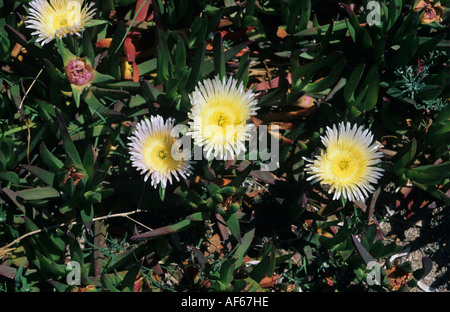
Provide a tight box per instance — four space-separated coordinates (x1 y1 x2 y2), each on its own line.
0 209 150 258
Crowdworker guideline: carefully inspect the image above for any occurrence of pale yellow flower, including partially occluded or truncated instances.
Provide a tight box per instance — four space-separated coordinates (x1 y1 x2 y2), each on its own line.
188 76 259 159
25 0 96 45
303 122 384 202
128 115 194 188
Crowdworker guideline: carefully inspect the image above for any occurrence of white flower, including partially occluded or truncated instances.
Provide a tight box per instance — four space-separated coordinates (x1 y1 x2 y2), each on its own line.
128 115 194 188
25 0 96 45
187 76 259 160
303 122 384 202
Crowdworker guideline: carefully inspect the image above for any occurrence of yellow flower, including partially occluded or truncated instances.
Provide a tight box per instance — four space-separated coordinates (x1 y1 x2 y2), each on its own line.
25 0 96 46
188 76 259 159
303 122 384 202
128 115 194 188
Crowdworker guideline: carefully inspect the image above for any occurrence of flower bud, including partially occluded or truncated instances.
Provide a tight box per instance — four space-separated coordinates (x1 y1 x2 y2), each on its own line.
65 58 94 86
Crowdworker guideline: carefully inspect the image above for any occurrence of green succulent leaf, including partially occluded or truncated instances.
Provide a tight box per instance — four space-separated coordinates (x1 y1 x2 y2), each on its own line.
20 164 55 186
17 187 60 201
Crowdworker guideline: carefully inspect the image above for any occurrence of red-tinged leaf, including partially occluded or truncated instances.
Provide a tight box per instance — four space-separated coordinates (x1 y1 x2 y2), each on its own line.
246 188 264 198
296 95 315 108
186 212 209 221
368 187 381 220
93 220 107 279
351 234 375 265
276 27 288 39
183 266 200 284
132 62 139 82
353 200 367 212
2 187 25 212
134 276 143 292
131 220 190 241
124 38 136 62
236 47 250 58
225 158 233 170
0 265 17 279
251 117 263 128
134 0 151 22
219 30 229 38
215 178 232 187
4 24 28 46
254 73 292 91
187 246 207 270
218 18 233 28
131 213 204 241
268 129 293 145
339 2 363 30
147 11 154 21
96 38 112 48
215 214 233 251
259 274 280 288
223 26 256 42
250 170 278 185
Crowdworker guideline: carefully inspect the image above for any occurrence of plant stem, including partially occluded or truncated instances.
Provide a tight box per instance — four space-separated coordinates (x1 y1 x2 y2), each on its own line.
0 209 150 254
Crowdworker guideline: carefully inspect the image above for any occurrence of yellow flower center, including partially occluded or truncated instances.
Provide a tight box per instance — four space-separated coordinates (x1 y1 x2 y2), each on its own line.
202 108 247 145
52 14 70 30
157 150 168 160
205 95 248 127
209 109 234 129
330 150 359 179
142 138 179 174
200 94 251 145
216 114 227 127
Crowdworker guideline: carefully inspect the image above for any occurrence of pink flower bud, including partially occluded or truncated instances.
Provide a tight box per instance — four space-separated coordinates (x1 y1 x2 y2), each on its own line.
65 58 94 86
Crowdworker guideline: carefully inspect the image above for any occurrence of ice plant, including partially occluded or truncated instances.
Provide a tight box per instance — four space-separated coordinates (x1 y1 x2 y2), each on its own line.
25 0 96 46
128 115 194 189
56 38 113 107
303 122 384 202
65 58 93 86
188 76 259 159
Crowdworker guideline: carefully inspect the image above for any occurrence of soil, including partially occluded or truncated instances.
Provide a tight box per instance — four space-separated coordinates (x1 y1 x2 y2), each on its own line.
379 203 449 292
